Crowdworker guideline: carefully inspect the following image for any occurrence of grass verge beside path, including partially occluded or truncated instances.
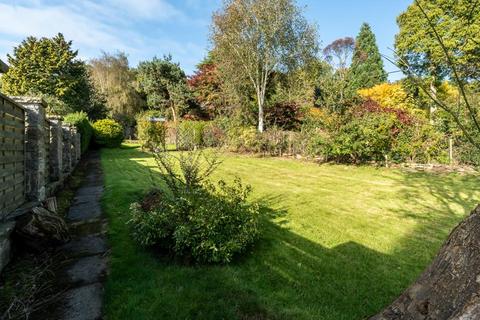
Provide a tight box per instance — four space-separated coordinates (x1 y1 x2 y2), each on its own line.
102 145 479 320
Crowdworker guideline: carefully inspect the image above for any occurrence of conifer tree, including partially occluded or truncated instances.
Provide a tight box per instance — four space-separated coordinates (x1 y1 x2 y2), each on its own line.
349 23 387 90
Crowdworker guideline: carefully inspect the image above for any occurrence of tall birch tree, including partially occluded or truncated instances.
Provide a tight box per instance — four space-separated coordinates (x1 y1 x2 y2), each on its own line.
211 0 318 132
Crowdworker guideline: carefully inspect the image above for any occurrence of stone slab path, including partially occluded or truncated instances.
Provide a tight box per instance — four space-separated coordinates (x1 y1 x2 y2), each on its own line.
51 150 108 320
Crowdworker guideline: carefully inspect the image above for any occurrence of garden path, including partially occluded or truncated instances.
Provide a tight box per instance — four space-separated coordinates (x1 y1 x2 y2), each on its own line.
51 151 108 320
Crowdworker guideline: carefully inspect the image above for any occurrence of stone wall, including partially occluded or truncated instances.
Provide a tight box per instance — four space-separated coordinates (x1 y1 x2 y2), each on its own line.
0 93 82 273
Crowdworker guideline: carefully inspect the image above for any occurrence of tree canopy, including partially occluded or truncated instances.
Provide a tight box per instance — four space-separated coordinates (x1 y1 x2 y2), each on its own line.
89 52 145 123
321 37 356 111
187 55 226 118
1 33 101 116
136 55 191 122
395 0 480 82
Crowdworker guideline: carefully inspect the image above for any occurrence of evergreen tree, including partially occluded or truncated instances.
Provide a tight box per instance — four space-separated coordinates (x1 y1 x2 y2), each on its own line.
1 33 104 117
136 55 191 122
349 23 387 90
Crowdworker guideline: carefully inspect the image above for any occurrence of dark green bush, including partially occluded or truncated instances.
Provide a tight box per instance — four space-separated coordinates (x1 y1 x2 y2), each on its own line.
304 129 332 160
92 119 124 148
129 179 260 264
63 111 93 154
330 112 397 163
128 149 261 264
136 112 166 151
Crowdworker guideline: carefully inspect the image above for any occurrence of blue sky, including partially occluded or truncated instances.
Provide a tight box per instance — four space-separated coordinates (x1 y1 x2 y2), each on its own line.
0 0 412 79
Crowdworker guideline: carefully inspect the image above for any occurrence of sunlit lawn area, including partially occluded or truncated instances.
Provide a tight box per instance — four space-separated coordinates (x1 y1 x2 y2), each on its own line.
102 144 479 320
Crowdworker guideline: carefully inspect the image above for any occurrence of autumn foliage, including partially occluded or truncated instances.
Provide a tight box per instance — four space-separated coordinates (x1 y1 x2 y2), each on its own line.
188 62 224 119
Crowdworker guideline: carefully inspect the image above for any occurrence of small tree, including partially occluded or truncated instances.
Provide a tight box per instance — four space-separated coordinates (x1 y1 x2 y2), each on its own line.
211 0 318 132
349 23 387 90
322 37 356 111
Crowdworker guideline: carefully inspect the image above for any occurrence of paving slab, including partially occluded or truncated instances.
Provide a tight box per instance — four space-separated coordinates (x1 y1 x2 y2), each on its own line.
61 235 108 258
75 186 104 198
66 255 107 286
67 202 102 221
68 220 108 238
62 283 103 320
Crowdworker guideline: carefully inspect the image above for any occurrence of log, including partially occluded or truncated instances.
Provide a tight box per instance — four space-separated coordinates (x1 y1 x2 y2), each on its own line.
371 205 480 320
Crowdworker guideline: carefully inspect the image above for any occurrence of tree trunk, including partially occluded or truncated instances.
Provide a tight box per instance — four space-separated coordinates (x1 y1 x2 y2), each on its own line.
371 205 480 320
257 93 265 133
170 105 177 123
429 80 437 124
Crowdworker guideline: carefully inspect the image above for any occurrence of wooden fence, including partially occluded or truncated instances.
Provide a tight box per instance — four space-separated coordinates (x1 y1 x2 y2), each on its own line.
0 95 26 218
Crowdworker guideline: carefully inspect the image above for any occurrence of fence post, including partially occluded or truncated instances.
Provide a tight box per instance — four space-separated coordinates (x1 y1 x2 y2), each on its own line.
47 116 63 181
69 126 77 169
62 125 72 175
74 128 81 163
11 97 47 202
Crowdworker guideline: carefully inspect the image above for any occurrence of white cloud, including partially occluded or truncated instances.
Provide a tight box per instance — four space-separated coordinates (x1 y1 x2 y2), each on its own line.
0 3 129 50
0 0 212 73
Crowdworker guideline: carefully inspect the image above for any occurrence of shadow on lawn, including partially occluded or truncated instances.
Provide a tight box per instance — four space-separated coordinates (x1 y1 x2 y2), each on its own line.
107 146 479 320
385 170 478 268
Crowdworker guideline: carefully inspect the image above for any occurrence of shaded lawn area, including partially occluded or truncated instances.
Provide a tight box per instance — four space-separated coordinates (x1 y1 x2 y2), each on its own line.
102 145 479 320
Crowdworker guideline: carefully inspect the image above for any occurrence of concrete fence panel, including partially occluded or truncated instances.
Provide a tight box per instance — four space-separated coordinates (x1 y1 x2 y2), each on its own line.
47 117 63 182
12 97 47 202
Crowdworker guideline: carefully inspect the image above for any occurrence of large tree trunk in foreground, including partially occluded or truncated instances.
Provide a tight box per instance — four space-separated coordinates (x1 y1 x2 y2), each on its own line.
371 205 480 320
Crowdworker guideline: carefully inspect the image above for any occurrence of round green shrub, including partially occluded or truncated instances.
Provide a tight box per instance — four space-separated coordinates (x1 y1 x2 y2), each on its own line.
92 119 124 148
128 178 261 264
63 111 93 154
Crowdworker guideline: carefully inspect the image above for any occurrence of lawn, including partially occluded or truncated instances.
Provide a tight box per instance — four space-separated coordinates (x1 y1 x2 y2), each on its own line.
102 145 479 320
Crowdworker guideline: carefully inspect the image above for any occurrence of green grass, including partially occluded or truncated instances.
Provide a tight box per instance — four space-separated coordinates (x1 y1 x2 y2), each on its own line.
102 145 479 320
